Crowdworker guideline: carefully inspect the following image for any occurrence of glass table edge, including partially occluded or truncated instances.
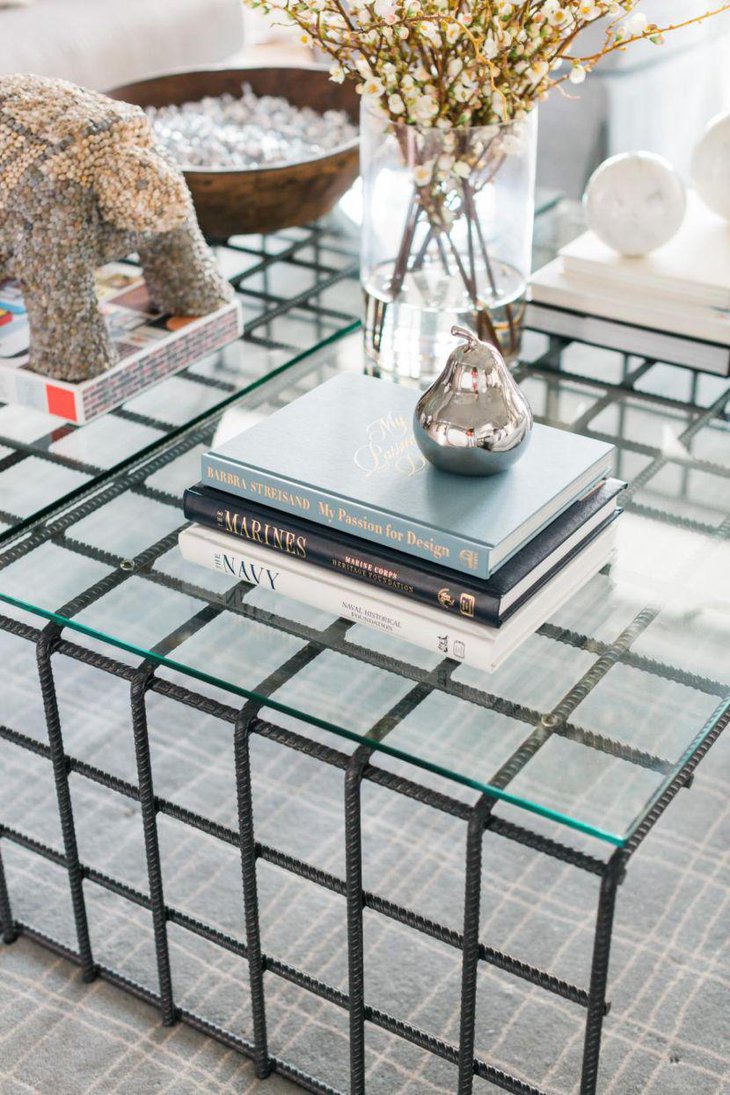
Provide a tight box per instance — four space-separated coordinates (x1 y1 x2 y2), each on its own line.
0 319 362 548
621 694 730 847
0 589 629 849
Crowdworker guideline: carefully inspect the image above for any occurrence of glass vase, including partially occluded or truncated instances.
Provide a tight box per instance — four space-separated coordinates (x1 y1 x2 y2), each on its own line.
361 102 537 379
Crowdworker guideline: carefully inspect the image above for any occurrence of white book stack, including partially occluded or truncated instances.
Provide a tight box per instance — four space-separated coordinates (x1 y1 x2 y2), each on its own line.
527 193 730 376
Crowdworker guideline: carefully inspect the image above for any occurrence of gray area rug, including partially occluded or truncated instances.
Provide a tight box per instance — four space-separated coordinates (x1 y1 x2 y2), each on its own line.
0 617 728 1095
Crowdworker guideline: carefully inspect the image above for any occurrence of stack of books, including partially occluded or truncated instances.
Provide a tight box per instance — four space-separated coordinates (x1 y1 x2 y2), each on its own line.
179 373 624 672
527 193 730 376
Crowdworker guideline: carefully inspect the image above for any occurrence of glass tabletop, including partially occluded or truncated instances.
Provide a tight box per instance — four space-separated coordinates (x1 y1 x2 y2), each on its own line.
0 190 565 541
0 192 564 543
0 222 360 539
0 320 727 848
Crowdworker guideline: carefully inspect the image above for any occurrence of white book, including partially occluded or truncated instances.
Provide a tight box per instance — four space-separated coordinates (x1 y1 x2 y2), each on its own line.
560 193 730 311
528 259 730 376
525 301 730 376
530 259 730 346
178 521 616 673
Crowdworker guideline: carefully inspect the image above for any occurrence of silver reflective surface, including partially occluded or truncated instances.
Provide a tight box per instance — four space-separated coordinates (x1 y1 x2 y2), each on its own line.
413 325 533 476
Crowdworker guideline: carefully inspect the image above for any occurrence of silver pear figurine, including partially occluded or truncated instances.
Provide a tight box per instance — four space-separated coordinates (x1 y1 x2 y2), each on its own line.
413 326 533 476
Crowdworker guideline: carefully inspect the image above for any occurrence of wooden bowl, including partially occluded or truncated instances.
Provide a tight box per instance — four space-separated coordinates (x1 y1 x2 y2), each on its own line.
108 66 360 239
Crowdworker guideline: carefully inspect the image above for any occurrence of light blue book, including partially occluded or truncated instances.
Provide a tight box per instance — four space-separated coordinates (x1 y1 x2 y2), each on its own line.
201 374 614 578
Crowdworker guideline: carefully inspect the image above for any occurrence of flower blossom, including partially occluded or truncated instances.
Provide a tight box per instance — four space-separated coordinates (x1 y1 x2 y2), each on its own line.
244 0 725 132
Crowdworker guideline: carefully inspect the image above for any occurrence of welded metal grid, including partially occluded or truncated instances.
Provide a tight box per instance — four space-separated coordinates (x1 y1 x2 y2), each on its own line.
0 329 728 1093
0 222 359 538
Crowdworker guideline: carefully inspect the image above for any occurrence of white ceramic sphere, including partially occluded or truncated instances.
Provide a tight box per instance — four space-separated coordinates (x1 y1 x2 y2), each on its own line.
691 111 730 220
584 152 687 256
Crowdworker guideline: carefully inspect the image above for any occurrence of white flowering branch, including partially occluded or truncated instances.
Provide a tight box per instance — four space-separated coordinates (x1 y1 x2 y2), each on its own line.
567 2 730 69
242 0 730 353
243 0 730 126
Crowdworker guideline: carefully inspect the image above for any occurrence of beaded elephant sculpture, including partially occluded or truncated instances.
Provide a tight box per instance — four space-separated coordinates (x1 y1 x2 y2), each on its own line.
0 74 233 381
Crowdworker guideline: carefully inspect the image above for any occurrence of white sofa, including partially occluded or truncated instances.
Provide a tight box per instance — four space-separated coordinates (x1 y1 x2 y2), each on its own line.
0 0 245 91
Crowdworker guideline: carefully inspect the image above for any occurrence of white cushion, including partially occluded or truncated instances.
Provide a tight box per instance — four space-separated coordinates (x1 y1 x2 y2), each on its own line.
0 0 245 90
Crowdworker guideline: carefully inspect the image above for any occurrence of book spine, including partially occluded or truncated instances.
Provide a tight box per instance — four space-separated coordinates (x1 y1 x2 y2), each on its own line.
199 454 493 579
179 526 495 670
0 365 83 422
183 489 502 625
0 299 243 424
81 300 243 421
525 302 730 377
560 254 729 312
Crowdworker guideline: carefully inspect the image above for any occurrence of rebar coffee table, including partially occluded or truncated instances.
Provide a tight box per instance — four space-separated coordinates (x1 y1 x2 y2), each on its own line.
0 212 728 1095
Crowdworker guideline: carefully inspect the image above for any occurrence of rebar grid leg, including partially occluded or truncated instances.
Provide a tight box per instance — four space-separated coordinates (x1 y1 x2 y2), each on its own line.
0 844 17 943
130 661 175 1025
457 797 493 1095
580 849 627 1095
37 622 96 981
234 703 270 1080
345 745 372 1095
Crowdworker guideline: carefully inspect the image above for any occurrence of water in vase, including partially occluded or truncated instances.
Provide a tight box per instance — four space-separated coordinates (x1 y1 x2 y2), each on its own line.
363 255 525 381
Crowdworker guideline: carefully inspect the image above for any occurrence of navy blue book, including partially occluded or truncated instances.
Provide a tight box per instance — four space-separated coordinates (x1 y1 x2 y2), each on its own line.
183 478 624 627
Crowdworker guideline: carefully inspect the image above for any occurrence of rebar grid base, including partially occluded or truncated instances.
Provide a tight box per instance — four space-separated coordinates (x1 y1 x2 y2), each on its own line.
0 607 725 1094
0 255 728 1091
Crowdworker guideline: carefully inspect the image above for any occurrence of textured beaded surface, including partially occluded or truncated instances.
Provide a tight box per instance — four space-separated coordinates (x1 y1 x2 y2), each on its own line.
146 85 358 170
0 75 232 382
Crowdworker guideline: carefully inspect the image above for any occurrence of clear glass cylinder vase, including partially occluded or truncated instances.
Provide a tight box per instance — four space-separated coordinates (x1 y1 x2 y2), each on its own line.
361 102 537 379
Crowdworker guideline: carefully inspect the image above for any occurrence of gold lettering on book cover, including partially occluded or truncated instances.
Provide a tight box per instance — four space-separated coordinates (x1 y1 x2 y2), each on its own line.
459 548 480 570
318 494 452 564
407 529 451 561
353 410 426 479
225 511 240 535
223 509 306 558
249 480 310 510
459 593 476 618
208 467 243 489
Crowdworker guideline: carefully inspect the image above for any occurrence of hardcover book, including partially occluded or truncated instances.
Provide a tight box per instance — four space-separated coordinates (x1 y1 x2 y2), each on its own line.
560 193 730 311
178 520 617 673
183 477 624 626
0 263 242 423
201 373 614 579
528 258 730 376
